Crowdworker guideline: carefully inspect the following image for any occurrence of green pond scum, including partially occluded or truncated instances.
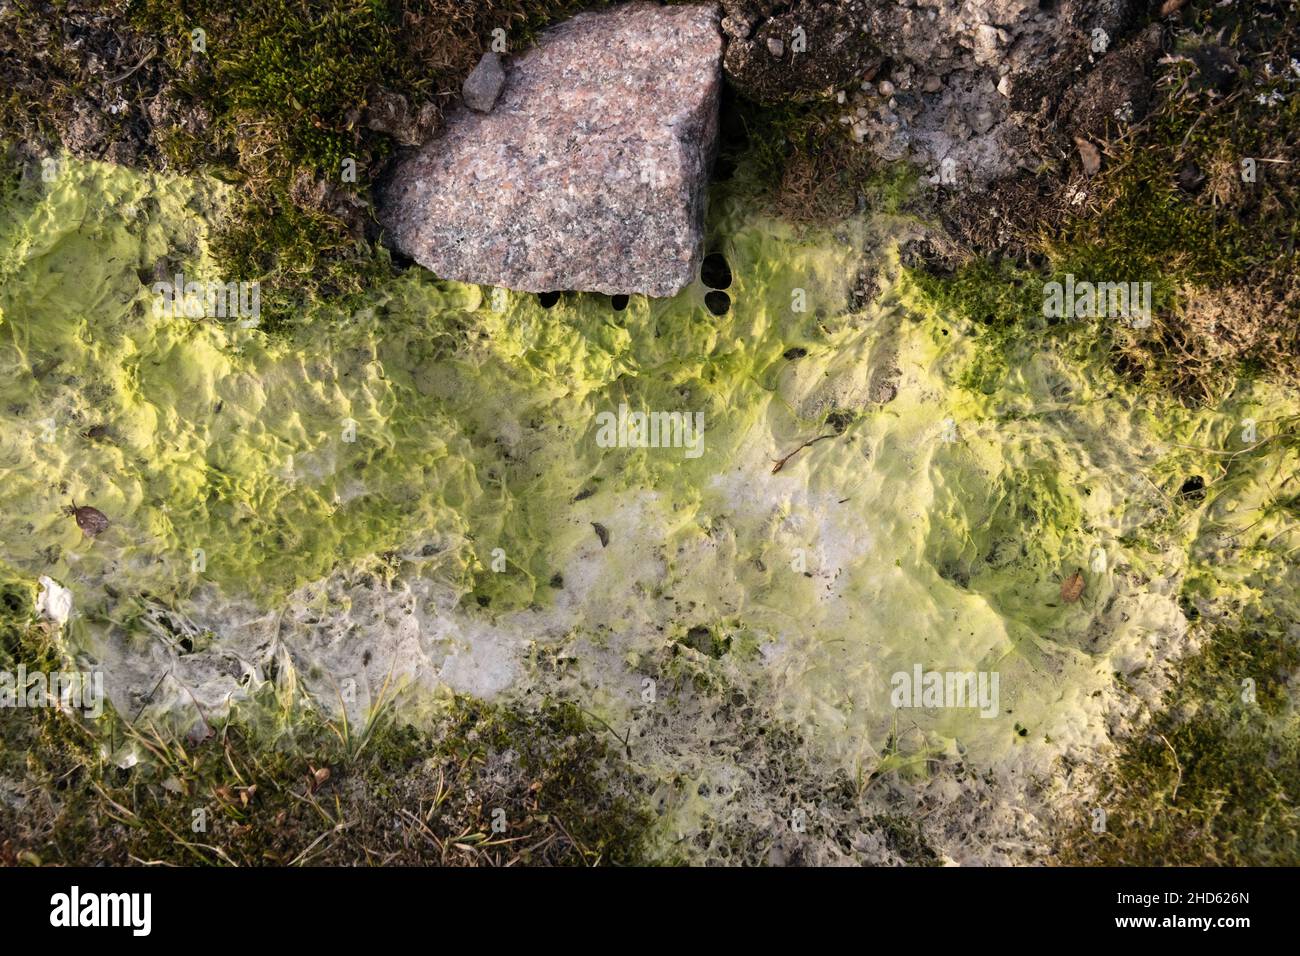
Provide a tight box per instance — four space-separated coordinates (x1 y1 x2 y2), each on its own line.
1 150 1296 866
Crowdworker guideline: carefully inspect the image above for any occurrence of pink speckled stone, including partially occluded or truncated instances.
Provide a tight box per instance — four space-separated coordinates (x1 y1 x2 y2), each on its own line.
380 2 723 297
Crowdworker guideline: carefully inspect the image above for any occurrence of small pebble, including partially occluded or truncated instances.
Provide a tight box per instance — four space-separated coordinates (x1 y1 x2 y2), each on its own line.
878 80 895 96
923 75 943 93
462 52 506 113
766 37 784 57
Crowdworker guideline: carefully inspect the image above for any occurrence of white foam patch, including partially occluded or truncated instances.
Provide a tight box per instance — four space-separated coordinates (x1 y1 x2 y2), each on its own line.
36 575 73 625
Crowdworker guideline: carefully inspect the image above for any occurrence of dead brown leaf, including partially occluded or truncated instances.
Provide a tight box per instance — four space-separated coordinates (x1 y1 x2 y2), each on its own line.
1074 137 1102 176
1060 569 1085 604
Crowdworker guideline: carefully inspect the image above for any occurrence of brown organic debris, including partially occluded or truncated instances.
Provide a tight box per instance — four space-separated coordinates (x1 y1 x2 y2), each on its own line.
1074 137 1102 176
771 434 835 474
64 502 109 538
1060 569 1085 604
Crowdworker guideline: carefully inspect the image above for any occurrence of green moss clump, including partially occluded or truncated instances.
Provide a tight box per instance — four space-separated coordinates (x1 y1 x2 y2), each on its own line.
1060 624 1300 866
1057 414 1300 866
1047 3 1299 401
0 607 656 866
909 3 1299 404
720 97 917 224
0 694 657 866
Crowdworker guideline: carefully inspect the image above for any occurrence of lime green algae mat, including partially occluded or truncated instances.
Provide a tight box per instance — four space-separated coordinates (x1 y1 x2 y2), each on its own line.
2 159 1297 860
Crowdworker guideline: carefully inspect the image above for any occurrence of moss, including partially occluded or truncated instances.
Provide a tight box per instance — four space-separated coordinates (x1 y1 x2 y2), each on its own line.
1059 624 1300 866
435 698 657 865
1048 2 1299 401
1056 408 1300 865
870 813 940 865
0 1 147 156
4 126 1298 865
207 188 397 334
1053 150 1254 290
902 251 1299 865
914 2 1299 404
721 96 917 224
0 605 656 866
902 259 1042 336
899 258 1114 406
1070 3 1296 280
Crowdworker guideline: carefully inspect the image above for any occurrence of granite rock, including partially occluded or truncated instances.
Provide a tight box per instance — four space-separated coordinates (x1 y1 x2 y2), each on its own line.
380 2 724 297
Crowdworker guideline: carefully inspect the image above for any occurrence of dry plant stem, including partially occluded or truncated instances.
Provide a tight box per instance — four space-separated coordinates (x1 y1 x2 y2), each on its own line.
772 434 836 474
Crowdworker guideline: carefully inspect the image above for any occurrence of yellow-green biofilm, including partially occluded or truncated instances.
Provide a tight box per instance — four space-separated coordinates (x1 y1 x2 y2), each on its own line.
1 158 1296 863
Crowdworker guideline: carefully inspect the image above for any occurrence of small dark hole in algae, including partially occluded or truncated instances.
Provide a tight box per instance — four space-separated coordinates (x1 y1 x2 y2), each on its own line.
1179 475 1206 501
701 253 732 290
826 408 855 434
705 290 731 316
538 291 561 309
611 294 629 311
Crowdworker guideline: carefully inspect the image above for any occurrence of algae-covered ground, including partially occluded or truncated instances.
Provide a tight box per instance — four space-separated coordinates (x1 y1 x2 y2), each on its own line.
2 148 1296 865
1 0 1298 868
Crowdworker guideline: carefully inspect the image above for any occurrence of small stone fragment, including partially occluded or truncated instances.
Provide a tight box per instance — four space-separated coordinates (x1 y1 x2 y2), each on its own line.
719 12 755 39
1177 161 1205 194
766 36 784 57
1074 137 1102 175
462 52 505 113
